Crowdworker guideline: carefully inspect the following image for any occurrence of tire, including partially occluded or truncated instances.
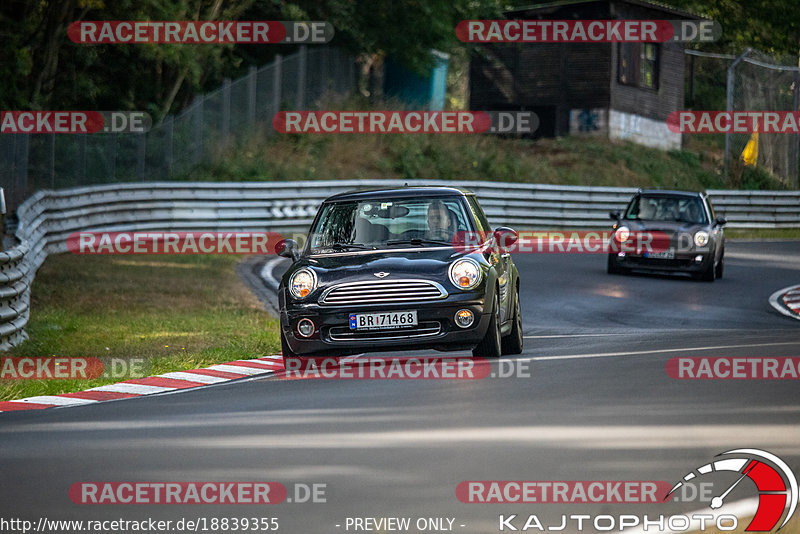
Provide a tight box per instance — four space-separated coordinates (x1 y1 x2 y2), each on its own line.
715 249 724 279
694 257 716 282
501 286 523 355
607 254 628 275
473 290 502 359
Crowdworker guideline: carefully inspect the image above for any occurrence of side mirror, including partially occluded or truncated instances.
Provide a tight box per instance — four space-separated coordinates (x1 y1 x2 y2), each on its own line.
275 238 300 261
609 210 621 221
715 216 727 226
493 227 518 253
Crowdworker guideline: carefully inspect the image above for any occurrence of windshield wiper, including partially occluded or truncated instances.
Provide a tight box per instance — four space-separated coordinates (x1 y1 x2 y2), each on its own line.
385 238 452 246
328 242 372 250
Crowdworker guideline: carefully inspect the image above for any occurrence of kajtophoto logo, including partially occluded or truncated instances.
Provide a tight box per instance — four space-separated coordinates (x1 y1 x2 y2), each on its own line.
666 449 798 531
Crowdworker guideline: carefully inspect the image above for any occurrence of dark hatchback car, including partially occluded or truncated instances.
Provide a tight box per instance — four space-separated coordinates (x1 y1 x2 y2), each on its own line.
608 190 726 281
276 187 523 358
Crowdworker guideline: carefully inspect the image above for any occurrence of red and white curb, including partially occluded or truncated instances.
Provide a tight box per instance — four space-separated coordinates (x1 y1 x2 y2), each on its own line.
769 284 800 321
0 355 286 413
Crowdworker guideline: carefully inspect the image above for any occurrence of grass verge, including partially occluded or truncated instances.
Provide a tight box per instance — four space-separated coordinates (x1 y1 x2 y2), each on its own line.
0 254 279 402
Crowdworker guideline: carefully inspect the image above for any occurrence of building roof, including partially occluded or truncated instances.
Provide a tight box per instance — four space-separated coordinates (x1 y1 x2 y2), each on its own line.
507 0 708 20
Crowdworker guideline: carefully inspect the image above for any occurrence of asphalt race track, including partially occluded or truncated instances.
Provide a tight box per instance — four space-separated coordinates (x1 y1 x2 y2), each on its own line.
1 240 799 534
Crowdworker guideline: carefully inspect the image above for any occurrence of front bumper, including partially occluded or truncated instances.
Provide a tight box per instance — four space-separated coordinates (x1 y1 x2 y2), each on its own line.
281 295 491 356
612 250 712 273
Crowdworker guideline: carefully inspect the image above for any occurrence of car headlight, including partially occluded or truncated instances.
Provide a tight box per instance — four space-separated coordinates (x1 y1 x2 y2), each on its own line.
694 231 709 247
289 268 317 299
449 258 482 290
615 226 631 242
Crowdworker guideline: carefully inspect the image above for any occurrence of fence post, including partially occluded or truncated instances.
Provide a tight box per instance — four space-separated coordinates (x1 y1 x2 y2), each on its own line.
222 77 231 145
193 98 203 165
48 133 55 188
164 115 173 178
297 45 307 109
78 134 86 182
724 48 751 181
136 132 146 181
792 69 800 188
273 54 282 131
108 134 117 183
15 135 28 213
247 65 257 128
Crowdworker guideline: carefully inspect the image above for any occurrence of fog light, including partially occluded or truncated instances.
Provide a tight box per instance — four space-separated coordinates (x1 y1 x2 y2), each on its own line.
617 251 626 257
455 309 474 328
694 255 703 262
297 318 315 338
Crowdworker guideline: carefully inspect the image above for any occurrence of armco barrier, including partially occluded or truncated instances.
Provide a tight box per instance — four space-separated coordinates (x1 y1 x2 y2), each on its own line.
2 180 799 349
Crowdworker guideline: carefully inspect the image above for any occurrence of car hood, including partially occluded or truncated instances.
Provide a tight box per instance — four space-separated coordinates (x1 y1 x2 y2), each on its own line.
623 220 708 234
288 247 472 286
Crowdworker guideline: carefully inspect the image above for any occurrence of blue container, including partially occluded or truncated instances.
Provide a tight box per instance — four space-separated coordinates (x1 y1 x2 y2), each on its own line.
383 50 450 111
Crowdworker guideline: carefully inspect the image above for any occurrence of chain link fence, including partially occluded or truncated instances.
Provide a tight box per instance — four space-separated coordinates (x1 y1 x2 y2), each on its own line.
0 47 357 216
728 49 800 187
687 48 800 188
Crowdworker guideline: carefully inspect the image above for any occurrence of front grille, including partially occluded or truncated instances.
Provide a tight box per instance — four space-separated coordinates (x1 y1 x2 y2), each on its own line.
327 321 442 342
625 257 696 268
320 279 447 306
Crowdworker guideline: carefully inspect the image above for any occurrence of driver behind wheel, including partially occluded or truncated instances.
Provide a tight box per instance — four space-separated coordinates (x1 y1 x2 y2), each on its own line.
426 200 456 241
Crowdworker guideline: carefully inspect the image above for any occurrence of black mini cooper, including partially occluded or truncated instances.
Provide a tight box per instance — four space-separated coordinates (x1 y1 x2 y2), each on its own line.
608 189 726 281
276 187 523 358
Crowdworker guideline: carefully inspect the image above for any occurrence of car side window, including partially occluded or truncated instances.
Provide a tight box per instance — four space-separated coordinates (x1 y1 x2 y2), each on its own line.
467 197 490 234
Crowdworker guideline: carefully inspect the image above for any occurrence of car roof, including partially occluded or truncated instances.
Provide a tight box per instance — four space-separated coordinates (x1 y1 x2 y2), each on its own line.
324 186 474 202
637 189 706 198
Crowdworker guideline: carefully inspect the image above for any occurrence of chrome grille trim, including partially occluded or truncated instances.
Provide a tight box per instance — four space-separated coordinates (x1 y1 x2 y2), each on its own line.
328 322 442 342
320 279 448 306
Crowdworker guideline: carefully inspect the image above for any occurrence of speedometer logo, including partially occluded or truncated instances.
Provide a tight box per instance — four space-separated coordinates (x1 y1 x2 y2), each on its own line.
666 449 798 531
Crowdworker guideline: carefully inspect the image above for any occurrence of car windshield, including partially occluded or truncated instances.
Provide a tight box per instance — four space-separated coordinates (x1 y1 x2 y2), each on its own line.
307 197 473 253
625 195 707 224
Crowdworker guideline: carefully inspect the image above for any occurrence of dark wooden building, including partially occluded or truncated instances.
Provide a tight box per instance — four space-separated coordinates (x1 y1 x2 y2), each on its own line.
469 0 705 150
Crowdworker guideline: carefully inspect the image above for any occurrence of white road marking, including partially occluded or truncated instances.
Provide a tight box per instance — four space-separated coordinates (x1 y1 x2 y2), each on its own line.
516 340 800 362
524 333 629 338
206 364 273 375
158 372 229 384
89 383 175 395
260 256 284 290
769 285 800 321
8 396 97 406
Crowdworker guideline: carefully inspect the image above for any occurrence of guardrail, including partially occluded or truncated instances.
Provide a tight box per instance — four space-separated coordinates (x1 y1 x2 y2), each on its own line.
3 180 800 350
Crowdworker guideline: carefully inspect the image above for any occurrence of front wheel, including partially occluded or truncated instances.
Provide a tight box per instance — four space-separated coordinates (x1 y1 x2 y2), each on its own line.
280 327 301 359
501 287 523 355
694 256 716 282
473 291 502 359
607 254 628 275
715 249 724 279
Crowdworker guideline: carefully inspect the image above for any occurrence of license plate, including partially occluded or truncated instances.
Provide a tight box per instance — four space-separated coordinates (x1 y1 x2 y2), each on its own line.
349 311 417 330
645 249 675 259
